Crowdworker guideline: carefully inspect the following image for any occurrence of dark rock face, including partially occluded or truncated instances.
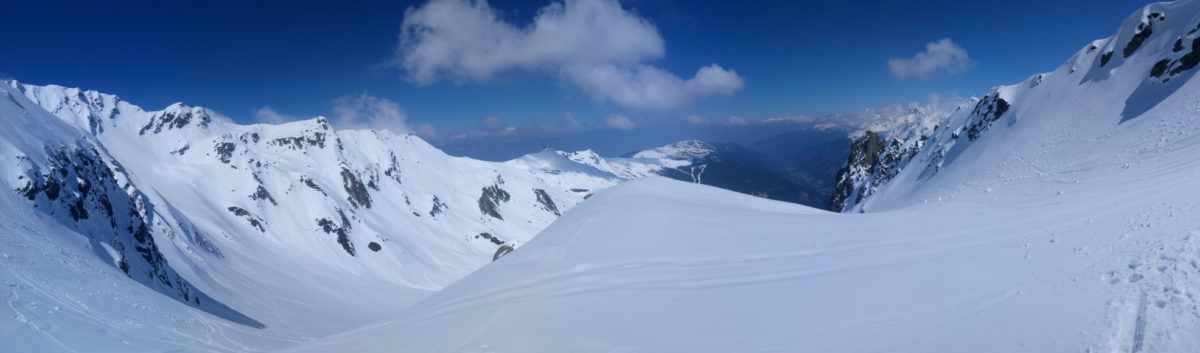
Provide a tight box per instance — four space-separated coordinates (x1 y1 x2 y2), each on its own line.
429 195 447 218
250 185 277 205
478 184 510 220
317 209 355 256
475 232 505 245
368 242 382 252
1147 37 1200 81
270 133 326 150
533 189 560 216
226 206 266 232
138 105 212 135
341 168 372 208
829 131 884 211
300 175 326 195
965 94 1010 141
1124 12 1163 58
493 244 514 261
383 153 403 185
1100 51 1115 67
13 144 262 328
215 142 236 164
1125 17 1200 122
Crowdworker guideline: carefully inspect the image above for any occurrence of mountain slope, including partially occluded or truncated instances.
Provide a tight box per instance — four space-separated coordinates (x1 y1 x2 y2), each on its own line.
2 80 597 350
0 80 291 352
835 0 1200 213
288 1 1200 351
290 169 1200 352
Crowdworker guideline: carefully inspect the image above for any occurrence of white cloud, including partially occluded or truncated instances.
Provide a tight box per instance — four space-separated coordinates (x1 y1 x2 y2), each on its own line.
395 0 743 109
564 63 743 109
888 38 973 79
602 114 636 130
330 93 412 134
254 106 296 125
414 122 440 139
725 115 748 126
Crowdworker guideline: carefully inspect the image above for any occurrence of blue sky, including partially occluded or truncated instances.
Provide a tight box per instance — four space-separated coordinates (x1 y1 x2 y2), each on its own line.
0 0 1152 140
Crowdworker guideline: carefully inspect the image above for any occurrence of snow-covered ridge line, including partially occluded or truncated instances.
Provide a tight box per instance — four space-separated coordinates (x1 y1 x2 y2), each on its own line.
832 0 1200 212
3 78 597 348
289 2 1200 351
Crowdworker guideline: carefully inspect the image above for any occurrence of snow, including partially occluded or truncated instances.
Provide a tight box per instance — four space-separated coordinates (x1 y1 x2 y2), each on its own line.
286 1 1200 351
1 79 589 350
288 164 1200 352
8 0 1200 351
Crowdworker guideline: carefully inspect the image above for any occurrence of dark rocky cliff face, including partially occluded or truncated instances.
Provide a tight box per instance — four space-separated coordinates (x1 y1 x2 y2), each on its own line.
829 131 884 212
13 143 264 328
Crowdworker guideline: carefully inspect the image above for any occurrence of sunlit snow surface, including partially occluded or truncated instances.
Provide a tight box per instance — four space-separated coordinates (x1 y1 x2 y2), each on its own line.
8 0 1200 352
290 1 1200 351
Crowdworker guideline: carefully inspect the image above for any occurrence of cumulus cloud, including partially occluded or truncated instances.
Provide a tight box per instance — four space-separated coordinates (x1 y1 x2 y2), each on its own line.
565 63 743 109
330 93 412 134
602 114 636 130
253 106 296 125
395 0 743 109
888 39 973 79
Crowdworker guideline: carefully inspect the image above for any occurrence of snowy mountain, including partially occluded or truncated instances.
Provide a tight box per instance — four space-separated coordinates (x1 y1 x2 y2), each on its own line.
509 140 822 206
2 79 601 350
283 1 1200 351
829 97 974 211
10 0 1200 351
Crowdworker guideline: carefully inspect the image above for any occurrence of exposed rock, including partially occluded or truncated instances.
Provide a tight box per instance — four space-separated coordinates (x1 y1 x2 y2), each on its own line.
965 93 1010 141
139 104 212 135
226 206 266 232
493 244 514 261
830 131 884 211
478 184 511 220
533 189 560 216
341 168 372 208
215 142 236 164
317 209 355 256
475 232 505 245
429 196 447 218
300 175 326 195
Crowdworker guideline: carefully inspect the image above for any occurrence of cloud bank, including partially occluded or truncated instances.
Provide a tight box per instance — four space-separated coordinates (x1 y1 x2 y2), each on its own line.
394 0 743 109
888 39 973 79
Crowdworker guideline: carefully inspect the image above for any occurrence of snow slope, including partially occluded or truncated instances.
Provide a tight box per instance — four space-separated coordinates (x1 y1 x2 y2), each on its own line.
2 79 589 350
288 1 1200 351
0 81 295 352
